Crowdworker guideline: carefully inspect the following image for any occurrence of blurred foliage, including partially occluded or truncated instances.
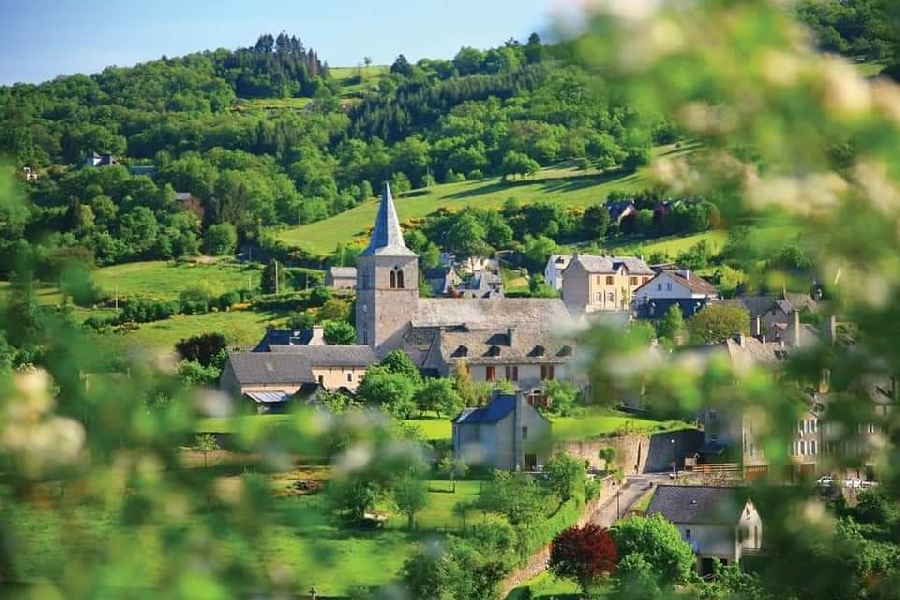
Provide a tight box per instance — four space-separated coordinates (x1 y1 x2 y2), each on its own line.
5 0 900 598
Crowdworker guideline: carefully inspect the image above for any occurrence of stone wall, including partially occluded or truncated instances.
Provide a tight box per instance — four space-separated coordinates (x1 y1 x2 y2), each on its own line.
560 428 703 475
497 476 616 599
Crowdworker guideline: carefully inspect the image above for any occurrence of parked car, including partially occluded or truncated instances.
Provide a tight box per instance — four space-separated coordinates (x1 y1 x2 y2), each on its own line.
816 474 836 487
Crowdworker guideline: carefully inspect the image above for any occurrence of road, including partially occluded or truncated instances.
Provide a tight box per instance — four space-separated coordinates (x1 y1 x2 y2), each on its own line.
589 474 669 526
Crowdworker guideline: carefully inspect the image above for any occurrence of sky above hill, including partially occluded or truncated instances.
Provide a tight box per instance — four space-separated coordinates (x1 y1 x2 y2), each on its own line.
0 0 563 85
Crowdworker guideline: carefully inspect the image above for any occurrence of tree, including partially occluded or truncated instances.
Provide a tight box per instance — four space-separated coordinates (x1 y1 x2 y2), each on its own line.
380 349 421 383
356 365 418 418
390 54 413 76
363 56 373 73
500 150 540 180
260 259 285 294
401 541 452 600
611 515 695 586
328 477 381 522
438 456 468 493
323 320 355 345
392 472 429 528
415 377 464 418
550 524 618 595
193 434 220 467
176 332 227 366
583 203 612 239
686 303 750 344
447 212 488 260
657 304 686 344
612 553 662 600
543 380 578 415
598 447 616 473
541 452 586 503
206 223 237 256
475 471 545 527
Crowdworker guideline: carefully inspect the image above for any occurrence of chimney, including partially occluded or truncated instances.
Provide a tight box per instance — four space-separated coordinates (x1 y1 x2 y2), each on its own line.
791 309 801 348
752 315 763 338
312 325 325 345
507 327 515 347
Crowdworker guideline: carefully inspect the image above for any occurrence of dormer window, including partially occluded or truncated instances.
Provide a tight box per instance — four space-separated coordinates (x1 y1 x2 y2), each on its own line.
390 266 405 289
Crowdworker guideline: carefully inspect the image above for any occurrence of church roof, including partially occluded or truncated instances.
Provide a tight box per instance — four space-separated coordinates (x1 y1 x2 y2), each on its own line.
360 183 415 257
437 328 575 365
411 299 572 331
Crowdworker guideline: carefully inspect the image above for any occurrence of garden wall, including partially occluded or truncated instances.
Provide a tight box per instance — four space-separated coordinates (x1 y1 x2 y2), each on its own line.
497 476 616 599
560 428 703 475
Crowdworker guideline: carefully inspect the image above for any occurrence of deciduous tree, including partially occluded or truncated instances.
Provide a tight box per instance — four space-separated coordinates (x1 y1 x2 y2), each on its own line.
550 524 618 595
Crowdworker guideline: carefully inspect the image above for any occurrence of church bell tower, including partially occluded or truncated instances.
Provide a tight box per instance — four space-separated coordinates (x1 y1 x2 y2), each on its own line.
355 183 419 357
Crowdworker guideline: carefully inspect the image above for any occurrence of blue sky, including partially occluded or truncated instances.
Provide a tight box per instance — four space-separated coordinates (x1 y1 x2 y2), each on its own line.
0 0 560 85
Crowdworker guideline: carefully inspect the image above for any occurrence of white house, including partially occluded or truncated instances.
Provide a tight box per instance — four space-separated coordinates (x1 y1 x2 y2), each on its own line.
633 270 721 318
647 485 762 577
544 255 572 291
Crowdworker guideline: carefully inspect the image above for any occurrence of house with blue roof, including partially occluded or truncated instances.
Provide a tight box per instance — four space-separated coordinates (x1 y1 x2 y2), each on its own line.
452 391 551 470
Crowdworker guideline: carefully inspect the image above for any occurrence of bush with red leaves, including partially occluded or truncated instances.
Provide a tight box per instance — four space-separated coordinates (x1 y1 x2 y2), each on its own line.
549 523 618 594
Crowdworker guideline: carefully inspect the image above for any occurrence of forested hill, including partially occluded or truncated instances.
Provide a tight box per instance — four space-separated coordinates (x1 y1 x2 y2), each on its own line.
0 29 676 275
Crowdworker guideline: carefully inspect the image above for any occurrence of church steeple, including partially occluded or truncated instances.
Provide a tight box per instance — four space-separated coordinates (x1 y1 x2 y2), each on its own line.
361 182 415 256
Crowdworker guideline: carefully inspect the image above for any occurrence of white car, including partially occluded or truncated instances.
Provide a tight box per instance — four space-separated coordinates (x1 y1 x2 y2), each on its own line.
816 475 836 487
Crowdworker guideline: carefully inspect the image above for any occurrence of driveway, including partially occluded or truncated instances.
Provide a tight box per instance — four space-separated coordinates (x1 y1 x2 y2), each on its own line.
590 474 662 526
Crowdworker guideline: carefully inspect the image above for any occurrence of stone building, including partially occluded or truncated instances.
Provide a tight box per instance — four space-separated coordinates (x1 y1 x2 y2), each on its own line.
561 254 654 315
452 390 552 470
354 185 578 393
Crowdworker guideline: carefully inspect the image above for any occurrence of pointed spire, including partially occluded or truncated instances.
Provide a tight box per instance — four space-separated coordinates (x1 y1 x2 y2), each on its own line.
361 182 415 256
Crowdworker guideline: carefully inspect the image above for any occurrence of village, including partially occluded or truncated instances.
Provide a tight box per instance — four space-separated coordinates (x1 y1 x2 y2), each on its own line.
207 183 888 593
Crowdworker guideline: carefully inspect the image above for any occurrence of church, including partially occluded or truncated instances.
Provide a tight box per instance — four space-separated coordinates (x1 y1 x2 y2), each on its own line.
355 184 582 396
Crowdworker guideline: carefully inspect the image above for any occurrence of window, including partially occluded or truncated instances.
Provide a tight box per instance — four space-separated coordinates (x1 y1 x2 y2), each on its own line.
347 373 353 382
810 440 817 455
390 266 405 289
506 365 519 381
657 283 662 291
594 292 603 303
643 277 651 284
666 283 672 291
685 529 691 540
522 426 528 440
317 375 324 386
799 440 806 455
630 277 638 285
486 366 496 381
541 365 555 380
596 275 602 285
361 330 368 345
606 276 614 285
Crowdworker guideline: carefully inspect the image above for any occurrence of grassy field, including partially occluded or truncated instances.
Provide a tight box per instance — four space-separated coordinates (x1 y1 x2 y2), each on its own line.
8 476 489 596
125 308 287 348
278 168 646 255
605 230 729 259
91 260 261 301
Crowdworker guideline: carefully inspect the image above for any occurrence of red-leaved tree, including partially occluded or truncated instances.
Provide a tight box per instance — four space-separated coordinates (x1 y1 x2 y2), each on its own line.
549 524 618 595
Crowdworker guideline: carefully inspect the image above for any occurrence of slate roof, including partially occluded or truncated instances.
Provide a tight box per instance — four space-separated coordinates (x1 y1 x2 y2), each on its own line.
453 393 516 424
360 183 415 257
253 329 323 352
226 346 376 385
437 327 574 365
265 345 376 366
412 299 571 331
329 266 357 279
784 292 819 313
634 271 720 297
733 296 777 317
647 485 749 525
226 353 314 385
570 254 654 275
547 254 572 271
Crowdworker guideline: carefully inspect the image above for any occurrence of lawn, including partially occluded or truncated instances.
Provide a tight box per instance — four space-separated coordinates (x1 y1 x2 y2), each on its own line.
402 417 452 442
605 230 729 259
551 410 694 442
507 571 583 599
195 414 453 442
91 259 261 301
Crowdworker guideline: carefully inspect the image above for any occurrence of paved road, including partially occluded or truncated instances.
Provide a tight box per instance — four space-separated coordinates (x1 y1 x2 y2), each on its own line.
590 474 666 526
